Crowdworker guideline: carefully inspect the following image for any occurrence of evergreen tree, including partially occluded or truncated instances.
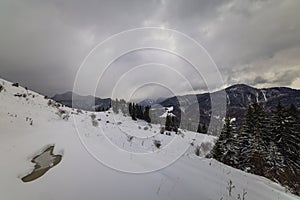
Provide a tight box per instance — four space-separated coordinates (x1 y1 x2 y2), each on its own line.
171 116 178 133
236 105 255 170
271 103 300 171
135 104 144 120
144 106 151 123
212 117 237 165
238 103 269 174
197 123 202 133
223 118 239 166
131 103 137 120
202 124 207 134
266 141 285 179
119 99 127 114
165 115 172 131
128 102 132 116
112 99 119 113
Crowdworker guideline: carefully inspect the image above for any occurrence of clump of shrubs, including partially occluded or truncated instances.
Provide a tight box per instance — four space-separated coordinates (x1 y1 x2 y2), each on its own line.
92 119 99 127
56 109 70 120
160 126 165 134
14 93 23 97
194 142 213 157
200 142 213 154
153 140 161 149
195 145 201 156
12 82 19 87
90 113 98 127
90 113 96 120
177 130 185 138
47 99 53 106
127 135 134 142
47 99 61 108
0 84 4 92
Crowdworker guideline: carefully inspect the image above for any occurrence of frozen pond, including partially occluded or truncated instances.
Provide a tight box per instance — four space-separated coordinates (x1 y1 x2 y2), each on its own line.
21 145 62 182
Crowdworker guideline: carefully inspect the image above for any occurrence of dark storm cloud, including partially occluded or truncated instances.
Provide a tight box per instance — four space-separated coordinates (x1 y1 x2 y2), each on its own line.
0 0 300 99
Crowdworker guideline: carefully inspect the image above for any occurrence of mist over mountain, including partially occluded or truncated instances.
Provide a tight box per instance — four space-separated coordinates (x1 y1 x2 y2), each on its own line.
52 92 111 111
156 84 300 130
52 84 300 132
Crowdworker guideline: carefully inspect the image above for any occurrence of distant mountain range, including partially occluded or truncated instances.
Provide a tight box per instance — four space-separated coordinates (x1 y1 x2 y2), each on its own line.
138 97 167 106
52 84 300 127
159 84 300 128
52 92 110 111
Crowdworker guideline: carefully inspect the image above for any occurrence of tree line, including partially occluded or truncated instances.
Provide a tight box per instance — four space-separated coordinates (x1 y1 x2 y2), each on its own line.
210 102 300 195
128 102 151 123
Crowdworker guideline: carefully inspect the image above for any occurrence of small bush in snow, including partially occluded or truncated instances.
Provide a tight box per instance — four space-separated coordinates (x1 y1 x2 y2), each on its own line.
160 126 165 134
237 189 247 200
153 140 161 149
90 113 96 120
47 100 52 106
179 131 185 138
0 84 4 92
92 119 98 127
12 82 19 87
200 142 213 154
227 180 235 197
47 99 56 107
195 145 201 156
127 135 134 142
190 139 196 147
56 109 70 121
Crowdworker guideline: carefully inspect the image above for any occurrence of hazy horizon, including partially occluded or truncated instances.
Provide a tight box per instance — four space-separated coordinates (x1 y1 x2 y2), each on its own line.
1 0 300 100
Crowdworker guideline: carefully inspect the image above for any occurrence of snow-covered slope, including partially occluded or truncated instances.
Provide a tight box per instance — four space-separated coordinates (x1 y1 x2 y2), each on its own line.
0 79 298 200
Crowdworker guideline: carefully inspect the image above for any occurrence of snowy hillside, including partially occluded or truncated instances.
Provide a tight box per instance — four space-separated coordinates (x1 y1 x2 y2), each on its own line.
0 79 298 200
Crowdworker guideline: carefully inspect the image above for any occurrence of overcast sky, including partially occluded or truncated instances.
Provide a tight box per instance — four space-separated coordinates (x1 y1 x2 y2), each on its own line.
0 0 300 100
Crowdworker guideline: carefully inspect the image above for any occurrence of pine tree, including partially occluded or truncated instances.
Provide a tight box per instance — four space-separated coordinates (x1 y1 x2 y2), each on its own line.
272 103 300 172
223 118 239 166
238 103 269 174
135 104 144 120
165 115 171 131
128 103 132 116
266 141 285 180
144 106 151 123
202 124 207 134
236 105 255 171
131 103 137 120
171 116 178 133
197 123 202 133
119 99 127 114
212 117 236 164
112 99 119 113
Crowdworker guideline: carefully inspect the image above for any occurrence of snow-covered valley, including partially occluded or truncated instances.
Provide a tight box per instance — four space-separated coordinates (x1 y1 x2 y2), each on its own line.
0 78 298 200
